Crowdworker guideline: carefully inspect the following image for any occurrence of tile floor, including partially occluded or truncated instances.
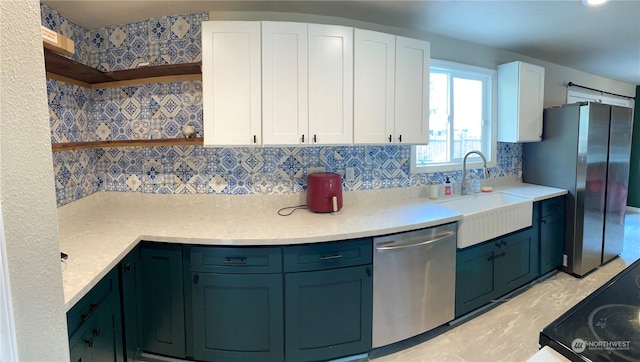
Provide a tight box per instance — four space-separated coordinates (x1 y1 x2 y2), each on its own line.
371 211 640 362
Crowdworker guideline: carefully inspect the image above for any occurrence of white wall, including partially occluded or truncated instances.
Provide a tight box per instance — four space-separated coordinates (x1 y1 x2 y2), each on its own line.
0 0 69 360
209 11 637 106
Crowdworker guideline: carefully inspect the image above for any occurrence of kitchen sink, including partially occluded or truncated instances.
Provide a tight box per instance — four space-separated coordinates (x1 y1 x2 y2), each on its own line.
438 192 533 248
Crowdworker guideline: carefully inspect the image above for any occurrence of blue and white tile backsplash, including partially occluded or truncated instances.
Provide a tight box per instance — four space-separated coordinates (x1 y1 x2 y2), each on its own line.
42 4 522 207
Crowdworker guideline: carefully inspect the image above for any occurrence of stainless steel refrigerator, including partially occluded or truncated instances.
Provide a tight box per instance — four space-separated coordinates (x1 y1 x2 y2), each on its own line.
523 102 633 277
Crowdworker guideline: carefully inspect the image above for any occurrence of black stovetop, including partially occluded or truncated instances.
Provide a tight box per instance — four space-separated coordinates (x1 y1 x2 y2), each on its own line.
540 258 640 362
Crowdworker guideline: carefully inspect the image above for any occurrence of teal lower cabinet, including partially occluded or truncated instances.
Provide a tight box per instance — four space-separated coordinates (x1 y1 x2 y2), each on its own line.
284 265 373 362
130 239 373 361
190 273 284 361
191 273 284 361
67 269 124 362
119 247 141 361
455 227 537 318
455 241 496 317
139 243 186 359
187 239 373 362
190 246 284 362
536 196 566 275
283 238 373 362
494 228 538 296
69 302 122 362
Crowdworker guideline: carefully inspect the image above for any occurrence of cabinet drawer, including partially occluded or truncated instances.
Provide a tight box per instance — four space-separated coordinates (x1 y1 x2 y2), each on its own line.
67 268 117 338
541 196 564 217
284 238 373 272
191 246 282 273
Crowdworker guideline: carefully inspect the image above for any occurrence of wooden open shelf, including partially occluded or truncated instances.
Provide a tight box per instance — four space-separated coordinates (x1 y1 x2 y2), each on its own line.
44 49 201 88
51 137 204 152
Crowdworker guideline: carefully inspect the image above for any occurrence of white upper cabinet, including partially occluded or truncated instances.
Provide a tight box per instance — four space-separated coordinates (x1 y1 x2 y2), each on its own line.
394 36 430 144
307 24 354 145
202 21 262 146
354 31 430 145
262 23 353 145
203 21 429 146
353 29 396 144
497 61 545 143
262 22 309 145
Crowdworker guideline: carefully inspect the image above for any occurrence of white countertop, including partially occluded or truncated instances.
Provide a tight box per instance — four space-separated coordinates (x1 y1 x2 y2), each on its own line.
57 181 566 310
527 346 571 361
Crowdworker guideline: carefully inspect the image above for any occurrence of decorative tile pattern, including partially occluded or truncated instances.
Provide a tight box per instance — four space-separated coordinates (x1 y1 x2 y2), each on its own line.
51 143 519 206
171 16 191 39
53 149 102 206
109 27 127 48
47 79 93 143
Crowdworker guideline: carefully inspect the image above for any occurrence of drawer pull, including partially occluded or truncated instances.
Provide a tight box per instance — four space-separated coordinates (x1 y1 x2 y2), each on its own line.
93 328 101 337
84 337 93 347
224 257 247 265
81 303 99 322
320 254 343 261
487 251 506 261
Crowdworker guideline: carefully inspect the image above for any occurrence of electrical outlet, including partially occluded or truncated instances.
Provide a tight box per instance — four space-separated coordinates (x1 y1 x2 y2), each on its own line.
308 167 325 174
345 167 355 181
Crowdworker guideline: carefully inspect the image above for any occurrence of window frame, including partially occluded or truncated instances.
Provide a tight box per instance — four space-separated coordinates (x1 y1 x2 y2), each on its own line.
411 59 497 174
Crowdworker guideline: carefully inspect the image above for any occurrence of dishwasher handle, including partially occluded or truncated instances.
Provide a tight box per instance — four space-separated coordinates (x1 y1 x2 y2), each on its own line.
375 231 455 252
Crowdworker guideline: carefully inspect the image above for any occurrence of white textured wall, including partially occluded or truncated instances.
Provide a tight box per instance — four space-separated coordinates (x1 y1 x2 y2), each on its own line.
0 0 69 360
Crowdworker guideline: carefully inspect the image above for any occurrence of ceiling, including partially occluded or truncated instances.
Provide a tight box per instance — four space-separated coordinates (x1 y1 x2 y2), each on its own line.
42 0 640 85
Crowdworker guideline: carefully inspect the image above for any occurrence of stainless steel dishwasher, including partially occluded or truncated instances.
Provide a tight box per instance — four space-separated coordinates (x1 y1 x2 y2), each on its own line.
372 222 457 348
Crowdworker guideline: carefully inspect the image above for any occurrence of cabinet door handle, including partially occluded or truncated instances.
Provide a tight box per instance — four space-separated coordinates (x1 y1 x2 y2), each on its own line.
253 135 257 144
366 267 372 277
224 257 247 265
487 254 495 261
320 254 343 261
81 303 100 322
84 337 93 348
124 263 131 272
301 134 305 143
93 328 101 337
494 251 507 259
540 219 547 224
313 134 317 143
398 135 402 143
388 135 392 143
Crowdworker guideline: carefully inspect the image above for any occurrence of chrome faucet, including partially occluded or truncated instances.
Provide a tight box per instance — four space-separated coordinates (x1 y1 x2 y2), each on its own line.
461 150 489 195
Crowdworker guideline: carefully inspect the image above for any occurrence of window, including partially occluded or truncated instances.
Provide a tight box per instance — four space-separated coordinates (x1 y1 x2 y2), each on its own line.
411 60 497 173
